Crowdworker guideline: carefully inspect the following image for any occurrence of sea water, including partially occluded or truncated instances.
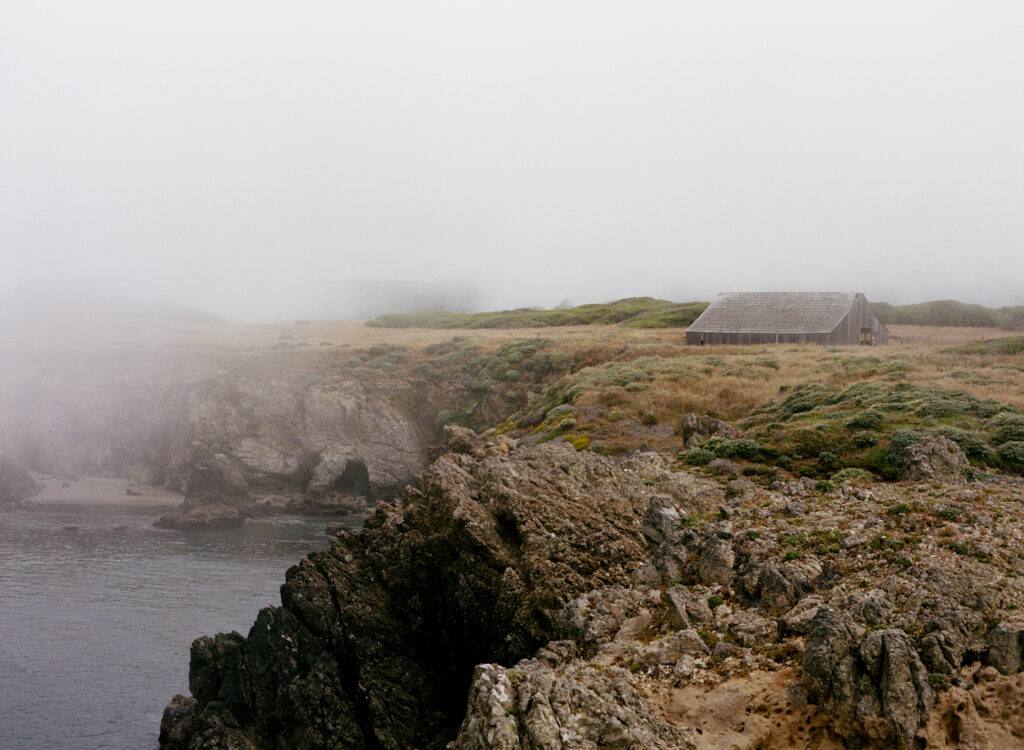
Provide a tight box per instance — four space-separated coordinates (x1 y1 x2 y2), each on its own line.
0 506 357 749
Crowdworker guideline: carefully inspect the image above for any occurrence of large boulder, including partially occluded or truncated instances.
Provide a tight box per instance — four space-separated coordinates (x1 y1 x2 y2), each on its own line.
0 451 41 505
154 503 244 532
897 436 970 482
803 607 936 750
680 413 740 449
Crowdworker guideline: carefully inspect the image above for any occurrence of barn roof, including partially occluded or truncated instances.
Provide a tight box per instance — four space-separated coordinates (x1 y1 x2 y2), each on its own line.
687 292 863 334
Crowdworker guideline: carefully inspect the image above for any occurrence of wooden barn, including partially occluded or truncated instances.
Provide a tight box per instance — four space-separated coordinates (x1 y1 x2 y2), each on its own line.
686 292 889 346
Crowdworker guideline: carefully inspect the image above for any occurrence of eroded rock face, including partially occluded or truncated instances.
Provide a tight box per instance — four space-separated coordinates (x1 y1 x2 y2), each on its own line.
181 378 424 500
159 443 720 749
0 451 40 505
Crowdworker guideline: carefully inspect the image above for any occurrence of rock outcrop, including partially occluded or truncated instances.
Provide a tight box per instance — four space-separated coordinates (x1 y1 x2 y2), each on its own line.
160 436 1024 750
155 445 250 530
0 450 40 505
1 355 431 516
680 413 740 449
159 442 720 749
897 436 970 482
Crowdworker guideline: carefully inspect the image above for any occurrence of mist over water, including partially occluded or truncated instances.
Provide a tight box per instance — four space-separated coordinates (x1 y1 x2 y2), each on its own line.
0 508 356 750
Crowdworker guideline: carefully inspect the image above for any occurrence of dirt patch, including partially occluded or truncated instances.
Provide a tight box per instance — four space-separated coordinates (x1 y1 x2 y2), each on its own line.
921 663 1024 749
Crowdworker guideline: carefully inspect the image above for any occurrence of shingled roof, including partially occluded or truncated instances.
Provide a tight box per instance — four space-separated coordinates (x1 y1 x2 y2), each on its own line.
687 292 863 334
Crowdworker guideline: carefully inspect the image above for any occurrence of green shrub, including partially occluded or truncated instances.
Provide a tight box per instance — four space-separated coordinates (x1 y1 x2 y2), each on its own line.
831 468 876 484
680 449 715 466
782 428 842 459
997 441 1024 471
774 384 836 420
889 429 922 451
845 410 885 430
990 413 1024 445
852 431 881 448
707 595 724 609
701 437 763 460
927 673 952 690
742 465 778 480
931 427 994 461
727 439 762 460
818 451 838 468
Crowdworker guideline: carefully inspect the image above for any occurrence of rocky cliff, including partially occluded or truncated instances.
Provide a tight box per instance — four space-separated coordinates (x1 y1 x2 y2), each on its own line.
0 450 40 506
161 432 1024 750
159 437 722 748
0 344 437 521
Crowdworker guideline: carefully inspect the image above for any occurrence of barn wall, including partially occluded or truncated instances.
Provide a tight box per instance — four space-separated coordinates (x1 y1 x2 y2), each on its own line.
685 331 839 345
829 295 889 345
685 294 889 346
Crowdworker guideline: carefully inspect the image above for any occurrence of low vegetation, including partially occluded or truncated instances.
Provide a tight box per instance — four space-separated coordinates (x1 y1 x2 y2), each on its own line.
365 297 709 329
874 299 1024 330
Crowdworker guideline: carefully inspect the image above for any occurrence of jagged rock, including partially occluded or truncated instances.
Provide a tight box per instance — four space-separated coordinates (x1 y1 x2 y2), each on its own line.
986 620 1024 675
451 659 700 749
804 607 936 750
159 444 704 750
696 536 735 586
664 585 713 630
440 424 483 458
680 413 739 449
155 502 243 531
780 595 825 635
642 495 681 547
0 451 41 505
782 477 817 496
858 629 936 748
724 608 777 648
897 436 970 483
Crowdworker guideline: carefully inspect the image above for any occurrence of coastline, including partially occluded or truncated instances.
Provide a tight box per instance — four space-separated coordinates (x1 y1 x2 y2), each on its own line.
24 474 183 509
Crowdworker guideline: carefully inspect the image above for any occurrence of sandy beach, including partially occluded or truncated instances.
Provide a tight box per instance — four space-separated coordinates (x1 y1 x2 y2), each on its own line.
25 475 183 508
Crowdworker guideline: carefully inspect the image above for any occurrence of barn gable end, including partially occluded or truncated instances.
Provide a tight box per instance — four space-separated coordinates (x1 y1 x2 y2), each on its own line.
686 292 888 346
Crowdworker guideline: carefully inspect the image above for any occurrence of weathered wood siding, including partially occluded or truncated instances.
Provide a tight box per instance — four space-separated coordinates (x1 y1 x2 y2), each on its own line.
685 293 888 346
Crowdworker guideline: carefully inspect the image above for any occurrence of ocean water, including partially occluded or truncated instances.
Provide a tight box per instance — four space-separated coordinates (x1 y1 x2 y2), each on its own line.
0 506 358 750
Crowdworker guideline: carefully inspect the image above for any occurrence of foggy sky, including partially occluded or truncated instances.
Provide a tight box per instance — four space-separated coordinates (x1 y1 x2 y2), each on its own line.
2 2 1022 321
